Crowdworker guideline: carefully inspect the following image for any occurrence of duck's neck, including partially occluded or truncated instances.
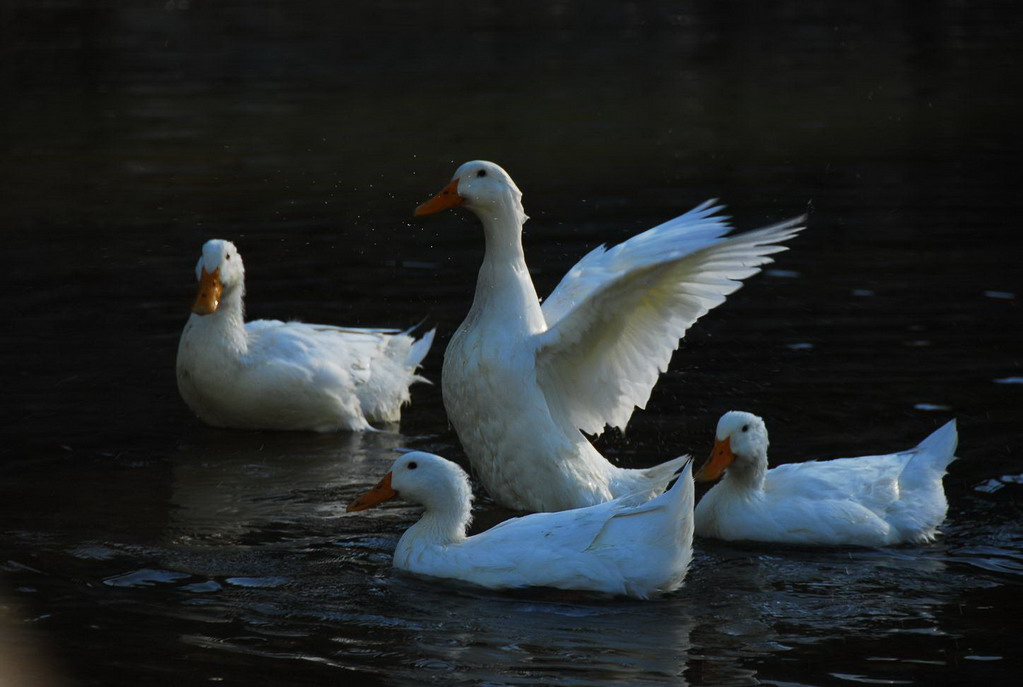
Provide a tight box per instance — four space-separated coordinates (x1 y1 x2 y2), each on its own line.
721 452 768 494
469 201 544 329
401 499 471 548
478 198 529 261
193 285 248 353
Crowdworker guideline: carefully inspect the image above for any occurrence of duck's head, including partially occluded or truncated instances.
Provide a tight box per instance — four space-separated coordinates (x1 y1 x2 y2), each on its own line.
414 160 528 225
695 411 769 482
346 451 473 513
190 239 244 316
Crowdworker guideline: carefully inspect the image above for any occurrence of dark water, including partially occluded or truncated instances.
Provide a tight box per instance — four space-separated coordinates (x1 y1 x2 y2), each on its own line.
2 2 1022 685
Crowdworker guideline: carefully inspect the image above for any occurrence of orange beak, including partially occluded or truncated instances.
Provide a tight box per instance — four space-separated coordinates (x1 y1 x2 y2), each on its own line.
695 436 735 482
347 472 398 512
191 267 223 315
414 177 463 216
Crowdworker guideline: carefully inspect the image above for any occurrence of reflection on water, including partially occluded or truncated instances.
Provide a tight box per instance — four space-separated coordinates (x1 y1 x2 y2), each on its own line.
167 431 402 544
2 1 1023 685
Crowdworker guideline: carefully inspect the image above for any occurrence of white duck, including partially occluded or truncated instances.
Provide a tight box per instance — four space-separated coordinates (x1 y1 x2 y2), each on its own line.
694 411 959 546
176 239 435 431
347 451 695 599
415 160 804 512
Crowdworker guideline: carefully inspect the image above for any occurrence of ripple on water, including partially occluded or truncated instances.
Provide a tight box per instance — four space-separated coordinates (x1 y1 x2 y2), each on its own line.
68 544 123 561
224 576 290 588
103 568 192 588
948 546 1023 576
974 474 1023 493
182 580 223 594
914 402 952 411
830 672 913 684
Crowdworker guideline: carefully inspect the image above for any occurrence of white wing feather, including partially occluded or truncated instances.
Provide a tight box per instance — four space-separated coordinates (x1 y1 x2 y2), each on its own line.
535 207 805 435
540 200 731 326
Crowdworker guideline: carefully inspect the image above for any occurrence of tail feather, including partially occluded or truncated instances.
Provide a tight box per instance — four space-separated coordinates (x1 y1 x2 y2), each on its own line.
900 419 958 489
665 458 695 515
892 420 957 542
651 458 695 596
395 327 436 386
643 453 693 492
406 327 436 369
608 453 691 504
912 419 958 469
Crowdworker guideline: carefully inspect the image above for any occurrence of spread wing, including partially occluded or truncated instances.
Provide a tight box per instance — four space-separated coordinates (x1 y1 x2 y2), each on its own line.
535 205 805 435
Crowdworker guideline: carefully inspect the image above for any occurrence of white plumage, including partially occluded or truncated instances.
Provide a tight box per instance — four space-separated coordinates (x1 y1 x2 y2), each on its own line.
694 411 959 546
176 239 434 431
347 451 695 599
415 160 804 511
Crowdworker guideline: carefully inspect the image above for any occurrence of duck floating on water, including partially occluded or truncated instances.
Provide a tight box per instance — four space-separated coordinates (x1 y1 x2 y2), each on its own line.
176 239 434 431
347 451 695 599
415 160 805 512
694 411 959 546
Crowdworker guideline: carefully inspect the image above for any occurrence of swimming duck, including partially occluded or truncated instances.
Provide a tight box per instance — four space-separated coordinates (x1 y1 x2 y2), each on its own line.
176 239 435 431
694 411 959 546
415 160 804 511
347 451 695 599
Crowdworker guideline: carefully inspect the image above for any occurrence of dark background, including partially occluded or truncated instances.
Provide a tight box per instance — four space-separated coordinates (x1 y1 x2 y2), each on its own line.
2 2 1021 686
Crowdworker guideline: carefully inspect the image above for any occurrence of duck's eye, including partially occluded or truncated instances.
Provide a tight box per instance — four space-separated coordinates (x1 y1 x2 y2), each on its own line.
226 254 231 260
476 169 487 178
407 461 418 470
742 424 749 433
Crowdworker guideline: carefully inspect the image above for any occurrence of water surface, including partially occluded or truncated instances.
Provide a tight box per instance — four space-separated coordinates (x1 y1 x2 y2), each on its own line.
2 3 1021 685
